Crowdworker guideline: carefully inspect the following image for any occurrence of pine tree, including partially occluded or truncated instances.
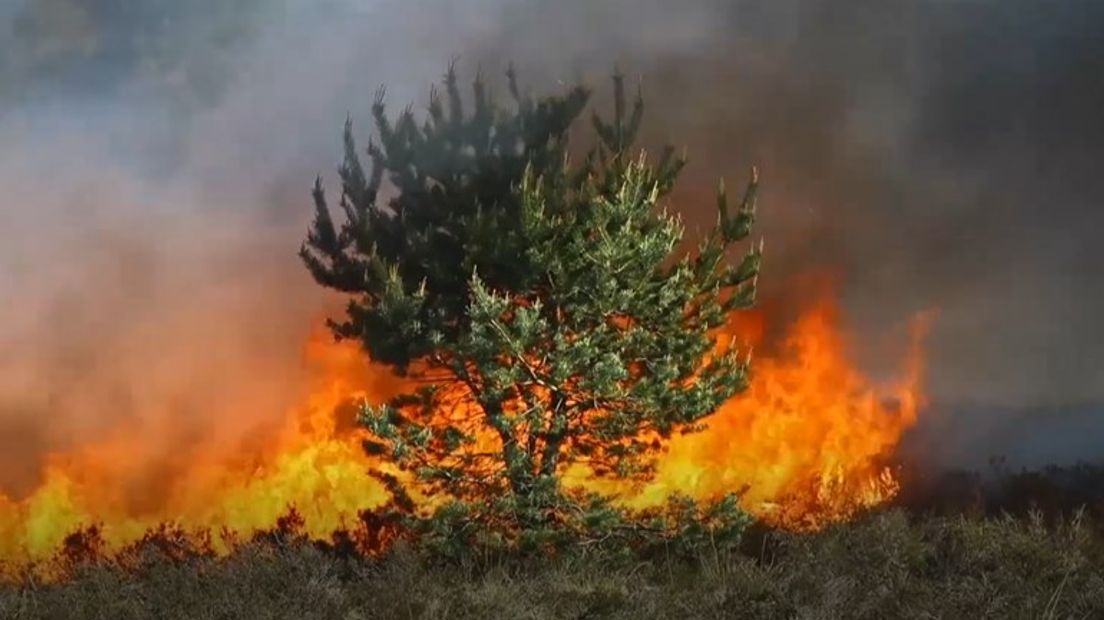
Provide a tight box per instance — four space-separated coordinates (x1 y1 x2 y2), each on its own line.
300 64 762 517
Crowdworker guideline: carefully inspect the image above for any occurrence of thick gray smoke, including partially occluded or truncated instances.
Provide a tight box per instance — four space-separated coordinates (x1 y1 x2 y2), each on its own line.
1 0 1101 484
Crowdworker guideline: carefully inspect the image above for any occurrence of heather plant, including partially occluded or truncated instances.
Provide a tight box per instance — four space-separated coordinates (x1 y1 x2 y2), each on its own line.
4 509 1102 620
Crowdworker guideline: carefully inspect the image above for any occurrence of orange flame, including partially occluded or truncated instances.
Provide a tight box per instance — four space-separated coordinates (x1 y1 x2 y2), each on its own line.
0 284 929 580
567 295 931 530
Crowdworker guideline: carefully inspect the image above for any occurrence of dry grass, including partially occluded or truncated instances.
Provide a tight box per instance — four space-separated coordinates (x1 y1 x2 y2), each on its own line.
2 509 1102 619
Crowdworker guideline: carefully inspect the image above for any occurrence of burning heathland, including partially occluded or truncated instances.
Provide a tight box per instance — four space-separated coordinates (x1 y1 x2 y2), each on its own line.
0 292 926 582
0 69 929 582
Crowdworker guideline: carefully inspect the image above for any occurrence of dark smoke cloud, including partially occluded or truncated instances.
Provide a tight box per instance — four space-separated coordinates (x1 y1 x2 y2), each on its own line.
1 0 1101 479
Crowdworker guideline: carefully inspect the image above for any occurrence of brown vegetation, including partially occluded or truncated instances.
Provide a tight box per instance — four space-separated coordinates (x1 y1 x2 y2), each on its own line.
2 505 1102 620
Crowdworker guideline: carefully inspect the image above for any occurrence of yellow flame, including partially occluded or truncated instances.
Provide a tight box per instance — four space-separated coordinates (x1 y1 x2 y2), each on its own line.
0 288 929 580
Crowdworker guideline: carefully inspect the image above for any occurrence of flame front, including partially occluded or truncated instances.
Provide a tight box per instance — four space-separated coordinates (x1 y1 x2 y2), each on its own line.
0 326 408 579
0 287 928 580
568 295 929 530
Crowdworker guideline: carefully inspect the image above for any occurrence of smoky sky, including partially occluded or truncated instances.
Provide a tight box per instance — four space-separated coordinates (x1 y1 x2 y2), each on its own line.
1 0 1102 471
